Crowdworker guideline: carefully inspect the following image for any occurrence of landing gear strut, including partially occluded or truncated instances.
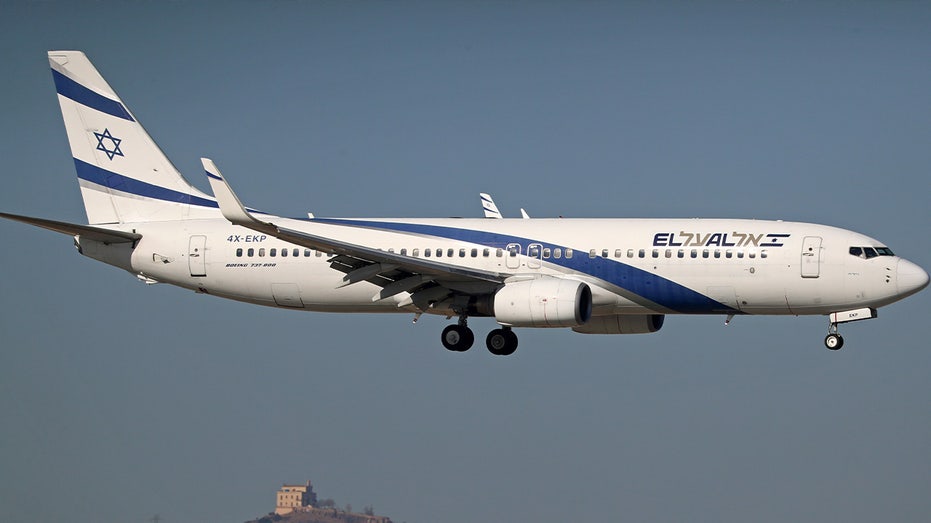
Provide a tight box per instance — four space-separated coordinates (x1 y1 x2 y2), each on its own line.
486 327 518 356
441 317 474 352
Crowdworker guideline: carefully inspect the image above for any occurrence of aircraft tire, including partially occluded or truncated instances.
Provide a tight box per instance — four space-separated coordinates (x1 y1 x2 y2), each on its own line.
824 334 844 350
442 325 474 352
486 328 518 356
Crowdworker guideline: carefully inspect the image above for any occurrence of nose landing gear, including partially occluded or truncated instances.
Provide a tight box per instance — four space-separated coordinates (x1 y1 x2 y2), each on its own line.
822 307 877 350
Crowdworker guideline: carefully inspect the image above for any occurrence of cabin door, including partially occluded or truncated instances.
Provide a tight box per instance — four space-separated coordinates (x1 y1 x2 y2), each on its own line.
189 235 207 277
801 236 822 278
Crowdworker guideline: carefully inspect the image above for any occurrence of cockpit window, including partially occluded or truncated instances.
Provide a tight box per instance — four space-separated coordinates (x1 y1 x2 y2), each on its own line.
850 246 895 259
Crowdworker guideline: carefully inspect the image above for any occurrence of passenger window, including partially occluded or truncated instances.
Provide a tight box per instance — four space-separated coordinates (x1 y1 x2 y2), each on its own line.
248 248 254 257
589 249 597 259
748 251 756 259
258 248 265 257
315 250 322 257
483 248 490 257
281 248 287 257
471 248 478 257
236 248 243 257
388 248 395 254
714 249 721 259
425 248 431 257
459 248 466 257
761 250 768 259
602 249 609 258
293 248 299 257
553 248 561 259
725 250 733 259
638 249 645 258
737 250 744 259
627 249 634 258
413 248 420 257
400 248 408 256
665 249 672 258
565 249 573 259
690 249 697 259
436 249 443 258
304 249 311 257
496 248 503 257
677 249 684 258
614 249 622 258
447 248 454 258
271 248 277 257
508 245 519 257
542 248 551 259
529 245 540 258
652 249 659 258
702 249 709 259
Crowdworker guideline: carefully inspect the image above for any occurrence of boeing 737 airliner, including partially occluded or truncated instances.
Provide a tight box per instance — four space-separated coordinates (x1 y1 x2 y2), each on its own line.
2 51 927 355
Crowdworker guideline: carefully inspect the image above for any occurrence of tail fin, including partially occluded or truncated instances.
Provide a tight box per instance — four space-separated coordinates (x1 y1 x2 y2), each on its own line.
49 51 219 224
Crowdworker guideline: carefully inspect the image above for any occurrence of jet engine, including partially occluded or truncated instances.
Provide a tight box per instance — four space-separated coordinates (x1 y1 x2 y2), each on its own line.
493 277 592 328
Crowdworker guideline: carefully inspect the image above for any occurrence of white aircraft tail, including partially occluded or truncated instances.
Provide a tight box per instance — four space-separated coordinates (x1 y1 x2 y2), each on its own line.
49 51 219 224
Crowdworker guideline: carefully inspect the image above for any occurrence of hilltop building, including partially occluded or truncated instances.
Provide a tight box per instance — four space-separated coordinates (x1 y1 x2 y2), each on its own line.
275 481 318 515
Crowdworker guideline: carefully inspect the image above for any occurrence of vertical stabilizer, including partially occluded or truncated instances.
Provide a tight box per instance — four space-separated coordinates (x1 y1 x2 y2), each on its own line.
49 51 219 224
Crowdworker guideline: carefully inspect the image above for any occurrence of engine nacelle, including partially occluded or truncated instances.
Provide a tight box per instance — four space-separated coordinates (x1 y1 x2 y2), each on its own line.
572 314 665 335
493 278 592 328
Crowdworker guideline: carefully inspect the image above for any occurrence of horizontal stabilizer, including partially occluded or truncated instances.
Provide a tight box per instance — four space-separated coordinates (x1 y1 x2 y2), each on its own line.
0 212 141 243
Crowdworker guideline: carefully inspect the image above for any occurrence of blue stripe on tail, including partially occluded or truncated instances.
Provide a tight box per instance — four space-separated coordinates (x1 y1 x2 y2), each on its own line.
51 69 135 122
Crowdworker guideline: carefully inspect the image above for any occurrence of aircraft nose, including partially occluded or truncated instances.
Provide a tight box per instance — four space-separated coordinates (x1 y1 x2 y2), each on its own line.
897 258 930 297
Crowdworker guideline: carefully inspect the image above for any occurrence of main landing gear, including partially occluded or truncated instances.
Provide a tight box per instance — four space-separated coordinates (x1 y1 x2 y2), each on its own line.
441 317 518 356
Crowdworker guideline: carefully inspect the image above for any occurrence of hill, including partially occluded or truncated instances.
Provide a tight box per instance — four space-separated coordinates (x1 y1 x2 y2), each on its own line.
246 507 392 523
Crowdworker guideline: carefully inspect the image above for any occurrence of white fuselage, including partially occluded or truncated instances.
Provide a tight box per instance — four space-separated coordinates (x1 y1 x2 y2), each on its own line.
82 216 916 319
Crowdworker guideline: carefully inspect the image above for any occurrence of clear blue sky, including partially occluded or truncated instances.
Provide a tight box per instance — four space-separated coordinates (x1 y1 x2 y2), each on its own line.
1 2 929 523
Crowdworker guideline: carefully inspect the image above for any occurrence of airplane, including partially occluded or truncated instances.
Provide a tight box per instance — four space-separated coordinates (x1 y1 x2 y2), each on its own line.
481 193 530 219
1 50 928 356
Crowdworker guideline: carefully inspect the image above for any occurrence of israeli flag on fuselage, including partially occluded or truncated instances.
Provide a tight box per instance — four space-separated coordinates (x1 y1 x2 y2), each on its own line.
49 51 220 224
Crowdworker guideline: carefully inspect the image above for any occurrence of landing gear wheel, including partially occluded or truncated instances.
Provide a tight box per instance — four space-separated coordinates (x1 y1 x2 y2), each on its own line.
441 324 474 352
486 328 518 356
824 333 844 350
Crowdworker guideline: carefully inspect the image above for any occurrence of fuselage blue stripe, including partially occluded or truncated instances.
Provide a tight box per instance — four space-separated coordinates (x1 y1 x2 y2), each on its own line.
311 218 734 314
74 159 219 208
51 69 135 122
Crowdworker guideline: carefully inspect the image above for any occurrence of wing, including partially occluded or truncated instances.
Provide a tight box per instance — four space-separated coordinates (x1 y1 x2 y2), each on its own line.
202 159 506 310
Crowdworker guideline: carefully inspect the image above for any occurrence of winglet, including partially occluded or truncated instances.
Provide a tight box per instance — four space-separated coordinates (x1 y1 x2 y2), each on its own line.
202 158 268 227
480 193 503 219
